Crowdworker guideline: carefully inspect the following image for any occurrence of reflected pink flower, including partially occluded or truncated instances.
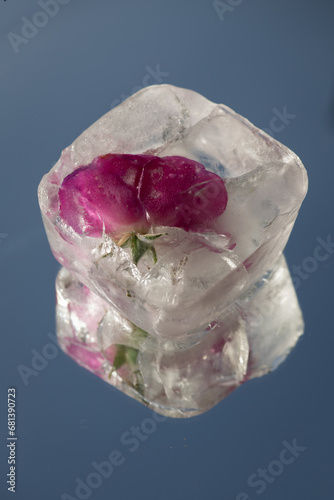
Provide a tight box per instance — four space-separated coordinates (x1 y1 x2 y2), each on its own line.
65 340 104 372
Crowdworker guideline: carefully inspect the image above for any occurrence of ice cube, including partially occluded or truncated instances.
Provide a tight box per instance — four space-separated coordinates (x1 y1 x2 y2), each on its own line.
38 85 307 340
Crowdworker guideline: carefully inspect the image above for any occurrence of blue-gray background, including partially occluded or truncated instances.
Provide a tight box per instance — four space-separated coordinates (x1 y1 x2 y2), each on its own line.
1 1 333 499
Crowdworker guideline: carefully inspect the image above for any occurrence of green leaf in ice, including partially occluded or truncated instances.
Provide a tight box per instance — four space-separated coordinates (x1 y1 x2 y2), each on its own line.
120 233 166 266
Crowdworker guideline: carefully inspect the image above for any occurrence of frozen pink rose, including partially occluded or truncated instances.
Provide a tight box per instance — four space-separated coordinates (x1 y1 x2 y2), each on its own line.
59 154 228 237
139 155 228 232
59 154 150 238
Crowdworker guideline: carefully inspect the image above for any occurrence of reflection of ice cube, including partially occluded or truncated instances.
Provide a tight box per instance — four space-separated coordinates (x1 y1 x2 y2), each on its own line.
56 268 108 377
39 84 307 340
137 313 249 414
240 254 304 377
55 253 304 418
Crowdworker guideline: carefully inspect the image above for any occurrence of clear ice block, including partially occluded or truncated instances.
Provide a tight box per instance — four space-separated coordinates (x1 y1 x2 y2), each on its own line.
38 85 307 339
38 85 307 416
